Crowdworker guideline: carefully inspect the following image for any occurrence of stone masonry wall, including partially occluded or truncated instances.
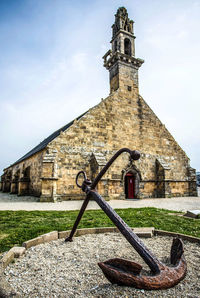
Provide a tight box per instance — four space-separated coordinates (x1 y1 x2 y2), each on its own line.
44 85 193 201
3 151 44 197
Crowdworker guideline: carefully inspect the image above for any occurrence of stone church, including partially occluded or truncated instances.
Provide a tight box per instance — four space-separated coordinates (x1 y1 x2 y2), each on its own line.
0 7 197 201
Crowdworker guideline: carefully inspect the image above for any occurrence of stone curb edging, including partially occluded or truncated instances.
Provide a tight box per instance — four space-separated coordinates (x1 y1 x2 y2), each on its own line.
154 230 200 243
22 231 58 249
58 226 155 239
0 227 200 297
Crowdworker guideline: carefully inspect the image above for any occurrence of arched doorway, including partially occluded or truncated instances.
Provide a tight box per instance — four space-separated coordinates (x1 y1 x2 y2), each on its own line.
124 38 132 56
3 171 12 192
125 172 135 199
20 166 31 195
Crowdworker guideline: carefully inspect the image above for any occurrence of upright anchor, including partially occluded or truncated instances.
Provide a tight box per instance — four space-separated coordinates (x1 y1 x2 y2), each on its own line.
65 148 187 290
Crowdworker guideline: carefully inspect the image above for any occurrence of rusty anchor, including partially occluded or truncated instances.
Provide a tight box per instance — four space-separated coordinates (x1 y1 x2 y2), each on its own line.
65 148 187 290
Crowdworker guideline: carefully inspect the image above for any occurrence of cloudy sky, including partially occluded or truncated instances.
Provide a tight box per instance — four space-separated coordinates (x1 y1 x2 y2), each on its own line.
0 0 199 175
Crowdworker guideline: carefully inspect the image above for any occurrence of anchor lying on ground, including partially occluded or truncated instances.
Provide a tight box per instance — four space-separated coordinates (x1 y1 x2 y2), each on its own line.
65 148 187 290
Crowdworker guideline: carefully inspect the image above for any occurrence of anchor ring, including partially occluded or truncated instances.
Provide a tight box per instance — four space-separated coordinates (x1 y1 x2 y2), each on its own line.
76 171 87 188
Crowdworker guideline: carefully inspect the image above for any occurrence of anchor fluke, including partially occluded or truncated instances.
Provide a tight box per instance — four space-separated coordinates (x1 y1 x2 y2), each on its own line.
98 238 187 290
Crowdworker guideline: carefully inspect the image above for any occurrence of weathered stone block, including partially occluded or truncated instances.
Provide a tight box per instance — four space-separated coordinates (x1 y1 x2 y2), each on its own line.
41 231 58 243
58 231 70 239
184 210 200 219
10 246 26 258
0 250 14 269
132 227 154 238
76 227 117 236
22 236 43 249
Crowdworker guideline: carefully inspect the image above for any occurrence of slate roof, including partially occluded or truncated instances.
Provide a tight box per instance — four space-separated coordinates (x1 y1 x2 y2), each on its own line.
10 111 88 167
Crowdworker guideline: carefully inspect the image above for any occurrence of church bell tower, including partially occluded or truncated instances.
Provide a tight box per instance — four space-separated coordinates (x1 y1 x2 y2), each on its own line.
103 7 144 94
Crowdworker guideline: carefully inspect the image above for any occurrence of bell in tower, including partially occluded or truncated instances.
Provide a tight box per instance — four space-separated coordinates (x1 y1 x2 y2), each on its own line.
103 7 144 94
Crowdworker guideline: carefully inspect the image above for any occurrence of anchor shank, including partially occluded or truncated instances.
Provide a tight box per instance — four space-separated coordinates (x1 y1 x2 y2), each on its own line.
90 190 161 274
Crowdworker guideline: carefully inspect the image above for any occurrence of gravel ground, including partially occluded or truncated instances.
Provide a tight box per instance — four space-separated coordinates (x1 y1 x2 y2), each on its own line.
0 190 200 211
0 192 39 202
4 233 200 297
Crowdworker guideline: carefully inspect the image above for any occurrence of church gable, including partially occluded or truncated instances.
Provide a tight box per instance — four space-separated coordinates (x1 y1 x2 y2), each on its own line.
42 86 192 200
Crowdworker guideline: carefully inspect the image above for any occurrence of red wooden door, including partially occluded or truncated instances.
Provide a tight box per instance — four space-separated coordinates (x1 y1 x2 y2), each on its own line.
126 173 135 199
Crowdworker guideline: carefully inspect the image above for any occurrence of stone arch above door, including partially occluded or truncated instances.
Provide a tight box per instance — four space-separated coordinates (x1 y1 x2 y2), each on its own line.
122 165 141 199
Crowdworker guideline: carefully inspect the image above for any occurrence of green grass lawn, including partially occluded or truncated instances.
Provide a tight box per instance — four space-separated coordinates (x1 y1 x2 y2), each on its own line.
0 207 200 253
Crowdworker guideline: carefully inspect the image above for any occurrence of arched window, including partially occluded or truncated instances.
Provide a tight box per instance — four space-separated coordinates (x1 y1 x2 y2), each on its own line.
124 38 131 56
24 166 30 179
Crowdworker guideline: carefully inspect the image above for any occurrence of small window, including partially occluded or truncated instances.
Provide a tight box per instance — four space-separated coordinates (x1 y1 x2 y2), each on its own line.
124 38 132 56
114 40 117 52
24 167 30 178
127 86 132 91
